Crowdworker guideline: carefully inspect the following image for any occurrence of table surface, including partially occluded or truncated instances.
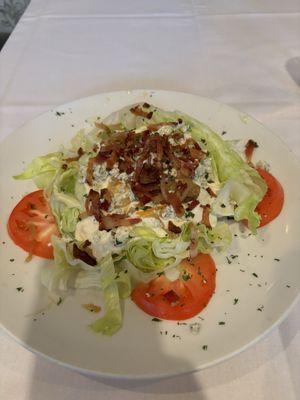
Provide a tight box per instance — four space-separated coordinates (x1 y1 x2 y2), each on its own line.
0 1 299 399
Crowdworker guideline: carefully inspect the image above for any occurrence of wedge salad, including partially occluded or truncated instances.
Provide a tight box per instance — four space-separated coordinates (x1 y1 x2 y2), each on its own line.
7 103 284 335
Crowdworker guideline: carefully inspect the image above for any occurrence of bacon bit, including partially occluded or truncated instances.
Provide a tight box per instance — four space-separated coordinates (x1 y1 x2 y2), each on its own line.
143 102 151 108
187 199 199 211
83 240 91 248
245 139 258 164
99 188 112 211
86 156 97 185
106 151 118 169
64 147 84 163
168 193 184 217
73 244 97 266
201 205 211 228
25 253 33 263
130 105 153 119
206 187 217 198
82 303 101 313
139 165 160 184
135 205 164 218
164 290 180 304
190 148 205 161
85 189 101 220
168 221 182 234
95 122 110 133
79 211 88 220
99 214 141 230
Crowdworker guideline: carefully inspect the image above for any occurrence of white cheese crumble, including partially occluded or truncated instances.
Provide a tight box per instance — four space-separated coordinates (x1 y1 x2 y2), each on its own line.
170 168 177 177
115 226 132 246
191 204 203 223
160 206 186 228
91 230 115 261
198 189 214 206
209 213 218 228
75 216 99 242
158 125 173 136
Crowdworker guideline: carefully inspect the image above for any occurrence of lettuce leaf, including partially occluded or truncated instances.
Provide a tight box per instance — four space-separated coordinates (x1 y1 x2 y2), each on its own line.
125 226 189 274
41 237 128 336
186 117 267 231
13 152 63 189
88 256 123 336
197 223 232 254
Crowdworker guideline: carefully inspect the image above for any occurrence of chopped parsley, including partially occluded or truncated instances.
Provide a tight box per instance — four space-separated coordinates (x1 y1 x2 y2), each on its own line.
274 258 280 262
16 287 24 292
182 270 191 281
220 203 226 208
226 257 232 264
218 321 225 325
252 272 258 278
55 111 65 117
152 317 162 322
9 258 15 262
257 306 264 312
184 211 195 218
57 297 63 306
202 345 208 350
233 298 239 305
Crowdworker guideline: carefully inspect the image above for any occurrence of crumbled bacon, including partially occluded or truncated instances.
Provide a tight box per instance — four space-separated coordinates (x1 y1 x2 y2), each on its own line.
99 188 112 211
86 156 97 185
206 187 217 198
84 109 207 221
85 189 101 221
168 221 182 234
130 105 153 119
64 147 84 163
201 205 211 228
73 243 97 266
245 139 258 164
99 214 141 230
187 199 199 211
95 122 111 133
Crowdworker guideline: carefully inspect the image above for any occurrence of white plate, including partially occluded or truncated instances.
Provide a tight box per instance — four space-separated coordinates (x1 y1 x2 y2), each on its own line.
0 90 299 379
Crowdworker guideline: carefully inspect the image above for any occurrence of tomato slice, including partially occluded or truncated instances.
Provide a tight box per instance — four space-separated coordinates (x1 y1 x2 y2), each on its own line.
256 168 284 227
131 253 216 320
7 190 59 259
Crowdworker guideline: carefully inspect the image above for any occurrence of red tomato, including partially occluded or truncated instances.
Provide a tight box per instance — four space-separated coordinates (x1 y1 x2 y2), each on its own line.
7 190 59 259
256 168 284 227
131 253 216 320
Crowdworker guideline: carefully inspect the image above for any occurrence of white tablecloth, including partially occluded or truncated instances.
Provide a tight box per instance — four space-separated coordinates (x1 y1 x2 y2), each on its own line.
0 1 299 399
